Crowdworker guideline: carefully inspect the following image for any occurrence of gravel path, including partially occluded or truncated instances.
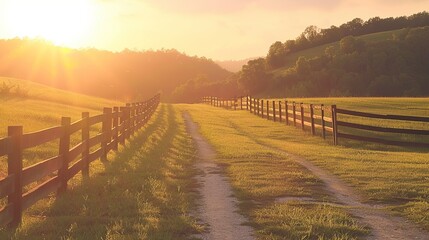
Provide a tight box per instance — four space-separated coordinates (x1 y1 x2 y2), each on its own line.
183 113 255 240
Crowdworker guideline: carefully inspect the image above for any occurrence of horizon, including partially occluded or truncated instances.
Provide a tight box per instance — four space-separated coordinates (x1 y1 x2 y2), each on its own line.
0 0 428 61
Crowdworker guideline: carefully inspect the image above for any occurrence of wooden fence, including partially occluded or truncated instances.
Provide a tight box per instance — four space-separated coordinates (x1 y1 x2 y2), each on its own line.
0 93 160 227
202 96 429 148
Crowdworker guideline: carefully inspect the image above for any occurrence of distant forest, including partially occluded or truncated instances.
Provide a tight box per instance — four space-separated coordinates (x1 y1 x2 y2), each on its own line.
0 39 231 101
237 12 429 97
265 11 429 68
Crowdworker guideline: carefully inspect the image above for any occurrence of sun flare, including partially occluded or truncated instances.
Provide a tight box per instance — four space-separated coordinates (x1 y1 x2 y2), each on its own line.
4 0 95 46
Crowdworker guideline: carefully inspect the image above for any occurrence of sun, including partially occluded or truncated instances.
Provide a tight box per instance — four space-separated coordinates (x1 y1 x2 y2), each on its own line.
4 0 95 47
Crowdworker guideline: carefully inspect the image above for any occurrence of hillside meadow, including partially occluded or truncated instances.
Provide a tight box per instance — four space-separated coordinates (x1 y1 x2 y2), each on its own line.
271 29 405 76
0 77 124 174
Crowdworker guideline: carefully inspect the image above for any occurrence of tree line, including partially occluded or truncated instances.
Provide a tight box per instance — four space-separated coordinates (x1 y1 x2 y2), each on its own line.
239 26 429 97
0 38 231 101
266 12 429 68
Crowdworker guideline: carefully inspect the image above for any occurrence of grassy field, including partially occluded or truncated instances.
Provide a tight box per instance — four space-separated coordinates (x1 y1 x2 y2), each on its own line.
178 104 369 239
179 99 429 236
0 77 124 178
0 77 123 133
0 104 203 239
271 28 405 77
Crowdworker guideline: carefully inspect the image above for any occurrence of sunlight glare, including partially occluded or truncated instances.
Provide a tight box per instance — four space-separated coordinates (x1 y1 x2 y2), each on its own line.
4 0 95 46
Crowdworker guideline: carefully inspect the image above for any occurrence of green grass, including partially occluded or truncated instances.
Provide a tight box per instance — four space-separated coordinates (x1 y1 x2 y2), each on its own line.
271 29 405 77
178 104 369 239
191 101 429 232
0 77 123 178
0 104 203 239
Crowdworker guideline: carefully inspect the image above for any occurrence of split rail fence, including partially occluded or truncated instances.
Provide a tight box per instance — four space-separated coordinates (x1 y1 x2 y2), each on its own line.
0 93 160 227
202 96 429 148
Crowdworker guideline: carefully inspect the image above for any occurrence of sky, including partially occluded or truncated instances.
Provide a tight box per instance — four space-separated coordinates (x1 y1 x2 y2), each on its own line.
0 0 428 60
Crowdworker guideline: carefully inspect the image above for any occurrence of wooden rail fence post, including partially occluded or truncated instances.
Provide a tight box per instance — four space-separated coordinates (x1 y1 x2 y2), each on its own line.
300 103 305 131
273 101 276 122
119 107 126 145
101 108 112 162
255 99 257 115
58 117 71 194
293 102 296 126
285 101 289 125
82 112 90 177
125 106 131 140
321 104 326 139
248 98 251 112
278 101 282 123
261 100 264 118
332 105 338 145
266 100 269 120
310 104 315 135
254 99 257 115
240 97 243 110
8 126 23 227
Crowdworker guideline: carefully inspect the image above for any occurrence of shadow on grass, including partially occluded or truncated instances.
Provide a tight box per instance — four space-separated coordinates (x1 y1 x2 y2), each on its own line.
2 104 201 240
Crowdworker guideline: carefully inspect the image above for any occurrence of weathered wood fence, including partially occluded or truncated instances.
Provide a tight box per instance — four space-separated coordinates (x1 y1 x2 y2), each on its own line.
0 93 160 227
202 96 429 148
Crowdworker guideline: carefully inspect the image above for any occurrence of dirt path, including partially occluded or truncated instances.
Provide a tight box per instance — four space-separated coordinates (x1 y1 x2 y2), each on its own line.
183 113 255 240
289 153 429 240
224 120 429 239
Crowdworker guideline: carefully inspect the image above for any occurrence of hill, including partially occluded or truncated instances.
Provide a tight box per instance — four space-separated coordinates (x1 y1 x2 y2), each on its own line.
0 77 122 135
239 26 429 98
0 39 232 101
271 28 405 77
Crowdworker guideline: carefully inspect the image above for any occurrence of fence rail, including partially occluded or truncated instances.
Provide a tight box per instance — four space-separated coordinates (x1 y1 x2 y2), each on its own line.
0 93 160 227
202 96 429 148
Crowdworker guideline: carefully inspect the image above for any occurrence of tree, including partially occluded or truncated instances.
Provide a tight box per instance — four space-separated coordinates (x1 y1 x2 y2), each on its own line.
238 58 269 95
267 41 286 68
340 36 365 54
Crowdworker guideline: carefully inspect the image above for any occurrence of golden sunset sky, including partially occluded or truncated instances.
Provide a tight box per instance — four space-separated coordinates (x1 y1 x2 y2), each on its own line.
0 0 428 60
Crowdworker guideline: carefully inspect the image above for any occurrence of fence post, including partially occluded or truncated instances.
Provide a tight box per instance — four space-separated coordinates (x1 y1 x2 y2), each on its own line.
310 104 315 135
273 101 276 122
285 101 289 125
332 105 338 145
125 106 131 140
101 108 112 162
293 102 296 127
240 97 243 110
253 99 256 115
82 112 90 177
119 107 126 145
112 107 119 151
58 117 71 194
278 101 282 123
321 104 326 139
300 103 305 131
266 100 269 120
246 96 249 111
7 126 23 227
256 98 258 115
261 100 264 118
129 104 136 136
